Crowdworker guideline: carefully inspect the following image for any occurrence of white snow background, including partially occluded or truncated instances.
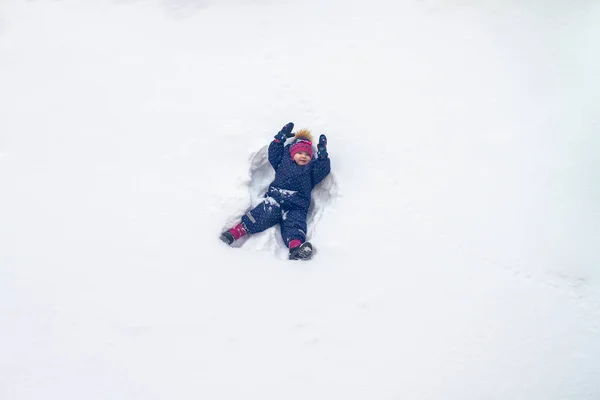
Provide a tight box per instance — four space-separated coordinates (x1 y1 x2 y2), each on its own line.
1 0 599 399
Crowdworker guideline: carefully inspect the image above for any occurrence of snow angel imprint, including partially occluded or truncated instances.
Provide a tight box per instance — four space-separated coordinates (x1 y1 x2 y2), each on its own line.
220 122 331 260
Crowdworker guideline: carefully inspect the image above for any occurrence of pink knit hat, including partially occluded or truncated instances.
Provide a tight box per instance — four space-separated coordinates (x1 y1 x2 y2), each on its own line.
290 139 313 159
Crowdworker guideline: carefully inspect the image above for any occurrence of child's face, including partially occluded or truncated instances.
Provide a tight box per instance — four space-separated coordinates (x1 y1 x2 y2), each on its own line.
293 151 311 166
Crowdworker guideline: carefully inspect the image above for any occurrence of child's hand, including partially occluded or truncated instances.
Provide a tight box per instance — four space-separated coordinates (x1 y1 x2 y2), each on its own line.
317 134 328 159
274 122 295 142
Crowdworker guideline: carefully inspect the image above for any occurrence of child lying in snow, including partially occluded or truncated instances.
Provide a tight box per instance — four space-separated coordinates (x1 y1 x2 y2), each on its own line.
220 122 331 260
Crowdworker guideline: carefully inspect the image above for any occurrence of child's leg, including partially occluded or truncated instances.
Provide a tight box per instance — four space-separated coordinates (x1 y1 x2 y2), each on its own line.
280 209 308 248
240 196 283 235
221 197 283 245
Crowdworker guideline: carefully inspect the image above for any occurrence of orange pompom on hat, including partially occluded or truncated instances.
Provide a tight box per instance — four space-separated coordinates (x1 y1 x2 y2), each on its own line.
290 129 314 159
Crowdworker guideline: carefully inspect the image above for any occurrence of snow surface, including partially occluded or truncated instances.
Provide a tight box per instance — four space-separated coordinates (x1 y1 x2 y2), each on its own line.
1 0 600 399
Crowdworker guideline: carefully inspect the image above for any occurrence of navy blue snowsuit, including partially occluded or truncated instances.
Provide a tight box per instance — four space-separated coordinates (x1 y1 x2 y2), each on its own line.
241 140 331 246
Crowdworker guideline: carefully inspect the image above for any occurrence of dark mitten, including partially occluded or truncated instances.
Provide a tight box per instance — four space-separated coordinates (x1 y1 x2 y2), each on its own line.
317 134 328 159
274 122 295 142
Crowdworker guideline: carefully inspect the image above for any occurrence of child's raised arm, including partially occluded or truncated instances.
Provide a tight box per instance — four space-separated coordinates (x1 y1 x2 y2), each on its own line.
268 122 295 169
311 134 331 186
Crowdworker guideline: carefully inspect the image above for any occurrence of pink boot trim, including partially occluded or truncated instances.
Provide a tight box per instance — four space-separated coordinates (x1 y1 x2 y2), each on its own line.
228 223 247 240
289 239 302 249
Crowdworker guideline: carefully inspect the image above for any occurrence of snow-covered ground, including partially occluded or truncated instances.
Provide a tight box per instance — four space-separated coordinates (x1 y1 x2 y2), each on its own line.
1 0 599 399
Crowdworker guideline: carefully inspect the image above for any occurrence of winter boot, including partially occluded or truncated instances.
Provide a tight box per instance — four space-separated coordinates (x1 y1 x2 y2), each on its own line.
220 223 247 245
220 231 235 245
288 242 313 261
